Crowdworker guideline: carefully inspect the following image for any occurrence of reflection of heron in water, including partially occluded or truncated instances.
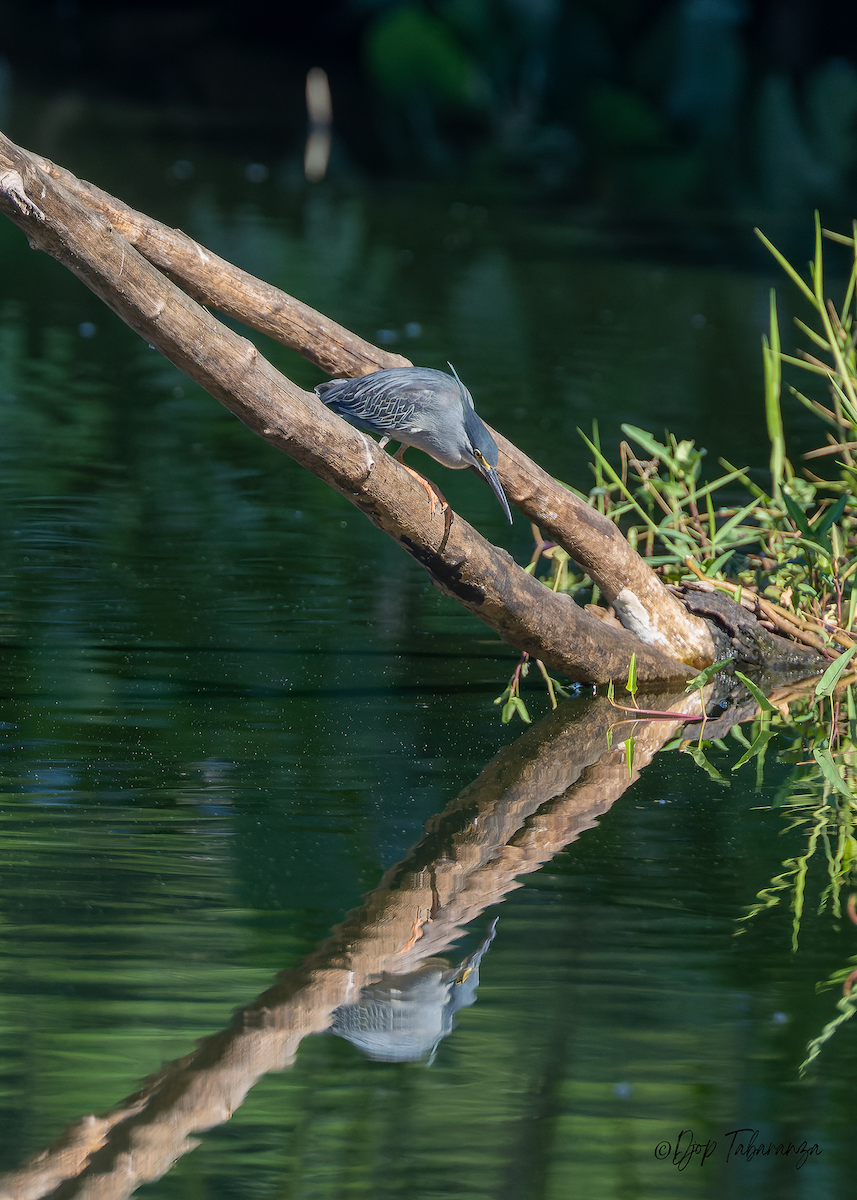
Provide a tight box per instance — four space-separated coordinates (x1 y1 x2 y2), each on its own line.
329 919 498 1064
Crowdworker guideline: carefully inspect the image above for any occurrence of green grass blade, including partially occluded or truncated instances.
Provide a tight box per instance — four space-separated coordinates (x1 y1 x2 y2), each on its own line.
711 496 763 545
578 430 658 528
813 210 824 304
705 548 736 575
718 458 772 503
693 466 754 502
755 228 819 308
764 290 786 502
779 353 836 377
814 647 857 698
793 317 831 352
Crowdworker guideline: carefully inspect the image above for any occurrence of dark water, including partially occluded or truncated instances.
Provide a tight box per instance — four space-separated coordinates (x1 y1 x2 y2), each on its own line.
1 132 856 1199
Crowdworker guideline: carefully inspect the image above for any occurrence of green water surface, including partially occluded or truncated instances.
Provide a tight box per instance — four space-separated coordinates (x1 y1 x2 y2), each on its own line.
0 130 855 1199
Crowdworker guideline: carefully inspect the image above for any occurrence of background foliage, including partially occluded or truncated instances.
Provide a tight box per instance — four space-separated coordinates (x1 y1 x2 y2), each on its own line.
2 1 857 208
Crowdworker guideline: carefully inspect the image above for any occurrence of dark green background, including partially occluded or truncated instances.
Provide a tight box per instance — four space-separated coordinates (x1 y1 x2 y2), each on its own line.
1 42 857 1198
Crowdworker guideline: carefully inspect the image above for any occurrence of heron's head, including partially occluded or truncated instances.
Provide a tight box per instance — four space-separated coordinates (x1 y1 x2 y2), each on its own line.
448 363 513 525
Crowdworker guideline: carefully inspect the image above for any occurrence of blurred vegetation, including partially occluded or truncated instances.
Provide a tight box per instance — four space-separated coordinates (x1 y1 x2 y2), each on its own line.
2 1 857 207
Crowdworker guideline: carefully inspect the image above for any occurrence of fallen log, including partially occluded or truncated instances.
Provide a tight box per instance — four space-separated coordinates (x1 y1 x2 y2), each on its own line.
8 134 715 665
0 130 701 683
0 132 825 681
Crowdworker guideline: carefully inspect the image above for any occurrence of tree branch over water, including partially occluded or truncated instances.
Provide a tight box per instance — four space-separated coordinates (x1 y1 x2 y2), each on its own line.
0 129 707 683
31 148 718 667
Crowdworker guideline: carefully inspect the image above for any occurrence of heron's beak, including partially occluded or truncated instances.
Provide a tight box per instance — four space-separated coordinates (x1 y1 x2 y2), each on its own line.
482 464 513 524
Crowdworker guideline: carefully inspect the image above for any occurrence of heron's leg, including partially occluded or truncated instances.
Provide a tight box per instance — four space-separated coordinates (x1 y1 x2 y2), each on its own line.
398 909 426 954
392 444 449 520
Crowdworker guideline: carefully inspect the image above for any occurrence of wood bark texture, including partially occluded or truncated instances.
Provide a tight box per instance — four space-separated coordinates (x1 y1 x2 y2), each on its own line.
26 139 716 667
0 130 694 684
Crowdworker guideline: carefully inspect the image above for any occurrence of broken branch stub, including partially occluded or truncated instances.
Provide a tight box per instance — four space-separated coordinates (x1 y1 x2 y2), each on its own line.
0 130 693 684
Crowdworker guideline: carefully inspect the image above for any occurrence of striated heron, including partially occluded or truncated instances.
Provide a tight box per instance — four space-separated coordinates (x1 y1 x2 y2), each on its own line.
315 365 513 524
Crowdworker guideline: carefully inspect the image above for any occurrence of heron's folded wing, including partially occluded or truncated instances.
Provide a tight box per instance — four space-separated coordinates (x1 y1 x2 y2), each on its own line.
317 376 424 433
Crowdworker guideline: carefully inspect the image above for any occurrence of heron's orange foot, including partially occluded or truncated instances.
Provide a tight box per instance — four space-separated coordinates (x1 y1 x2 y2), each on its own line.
400 463 448 518
399 911 426 953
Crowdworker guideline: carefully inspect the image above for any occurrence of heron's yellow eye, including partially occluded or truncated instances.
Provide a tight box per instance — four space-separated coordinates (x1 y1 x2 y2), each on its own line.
474 449 486 465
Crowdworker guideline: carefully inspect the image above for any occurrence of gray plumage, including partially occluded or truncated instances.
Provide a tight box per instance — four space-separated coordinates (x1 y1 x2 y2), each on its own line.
315 366 513 523
329 918 498 1063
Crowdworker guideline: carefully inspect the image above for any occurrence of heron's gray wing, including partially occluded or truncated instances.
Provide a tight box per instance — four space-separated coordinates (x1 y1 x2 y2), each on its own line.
315 375 424 434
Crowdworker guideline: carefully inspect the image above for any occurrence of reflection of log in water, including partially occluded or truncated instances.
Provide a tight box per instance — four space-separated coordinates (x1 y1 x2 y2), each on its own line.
0 690 702 1200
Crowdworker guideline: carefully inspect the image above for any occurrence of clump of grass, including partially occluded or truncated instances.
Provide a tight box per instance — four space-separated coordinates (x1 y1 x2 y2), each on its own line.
500 211 857 728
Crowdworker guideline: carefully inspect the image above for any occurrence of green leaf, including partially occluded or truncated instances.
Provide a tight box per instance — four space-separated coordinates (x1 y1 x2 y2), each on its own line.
626 652 638 699
686 744 730 785
620 424 672 464
815 647 857 699
732 727 778 770
812 746 854 799
815 493 849 537
783 491 814 538
792 535 834 560
777 748 808 763
704 548 736 576
685 657 733 694
733 669 777 713
730 724 752 749
514 696 532 724
625 735 635 779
